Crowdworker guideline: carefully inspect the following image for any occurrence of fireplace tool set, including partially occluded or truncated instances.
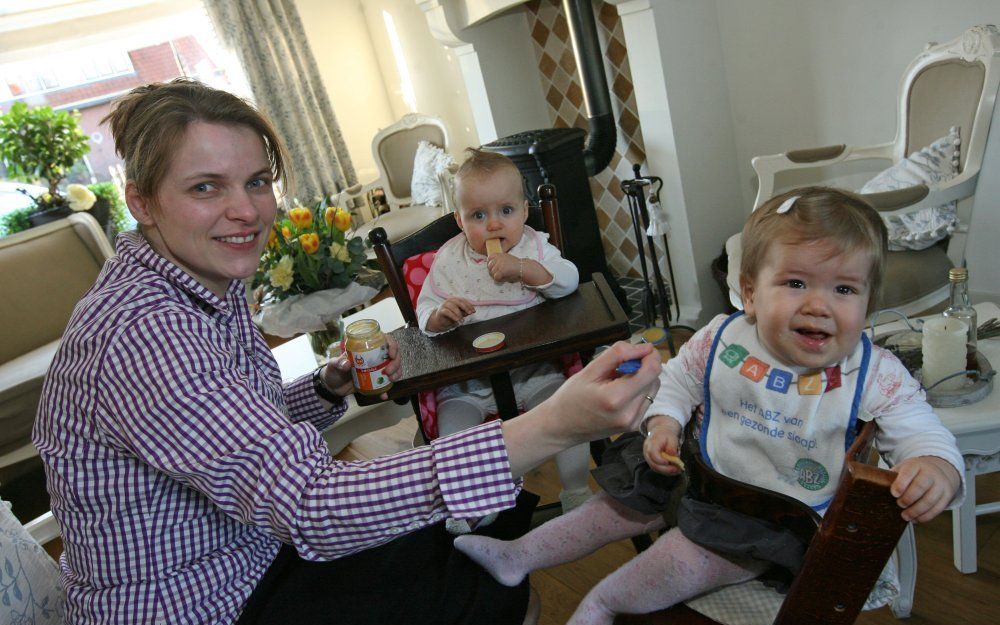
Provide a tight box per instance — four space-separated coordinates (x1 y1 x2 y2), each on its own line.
621 164 680 356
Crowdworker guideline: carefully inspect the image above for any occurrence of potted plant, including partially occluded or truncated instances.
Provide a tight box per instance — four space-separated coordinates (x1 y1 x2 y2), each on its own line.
0 101 91 225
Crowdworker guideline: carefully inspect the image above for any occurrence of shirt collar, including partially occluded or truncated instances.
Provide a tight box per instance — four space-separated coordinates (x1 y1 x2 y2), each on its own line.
116 231 242 314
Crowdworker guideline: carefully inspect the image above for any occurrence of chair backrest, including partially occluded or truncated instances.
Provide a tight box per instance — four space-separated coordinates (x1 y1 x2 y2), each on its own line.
618 421 907 625
370 184 563 328
0 213 113 363
897 25 1000 175
372 113 449 208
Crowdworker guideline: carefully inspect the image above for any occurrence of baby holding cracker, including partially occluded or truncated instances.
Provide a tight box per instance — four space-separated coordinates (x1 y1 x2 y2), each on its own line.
416 148 592 520
454 186 963 624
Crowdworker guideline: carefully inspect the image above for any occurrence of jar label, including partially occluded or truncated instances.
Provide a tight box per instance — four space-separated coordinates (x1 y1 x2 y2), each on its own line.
348 344 392 393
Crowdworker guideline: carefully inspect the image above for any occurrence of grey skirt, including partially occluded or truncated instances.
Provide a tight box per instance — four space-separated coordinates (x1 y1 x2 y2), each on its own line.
592 432 810 589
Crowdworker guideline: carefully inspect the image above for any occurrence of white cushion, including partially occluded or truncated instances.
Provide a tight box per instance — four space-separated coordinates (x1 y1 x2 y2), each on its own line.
685 559 898 625
0 500 64 623
859 127 961 251
410 141 454 207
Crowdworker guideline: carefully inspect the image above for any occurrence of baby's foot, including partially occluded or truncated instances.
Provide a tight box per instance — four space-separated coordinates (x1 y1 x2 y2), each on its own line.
453 534 527 587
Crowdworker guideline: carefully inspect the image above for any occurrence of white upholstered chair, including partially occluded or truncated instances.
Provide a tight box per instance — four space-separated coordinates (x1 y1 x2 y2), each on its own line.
349 113 453 249
0 214 114 471
728 24 1000 316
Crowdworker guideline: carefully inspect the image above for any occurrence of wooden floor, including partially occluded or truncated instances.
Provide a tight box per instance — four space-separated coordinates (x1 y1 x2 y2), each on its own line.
339 417 1000 625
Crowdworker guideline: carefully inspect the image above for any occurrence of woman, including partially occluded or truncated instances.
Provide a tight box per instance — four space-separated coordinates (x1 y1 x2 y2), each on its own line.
32 78 660 625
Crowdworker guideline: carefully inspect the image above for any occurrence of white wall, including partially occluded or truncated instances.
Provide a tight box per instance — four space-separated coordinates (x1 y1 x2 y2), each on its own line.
965 90 1000 302
453 6 551 142
359 0 481 155
716 0 1000 212
296 0 480 181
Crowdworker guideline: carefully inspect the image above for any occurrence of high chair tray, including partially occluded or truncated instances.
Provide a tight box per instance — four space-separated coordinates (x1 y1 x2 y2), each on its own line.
354 273 630 406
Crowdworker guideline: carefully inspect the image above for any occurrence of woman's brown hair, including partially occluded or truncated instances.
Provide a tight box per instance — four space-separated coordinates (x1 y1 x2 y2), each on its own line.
103 78 288 201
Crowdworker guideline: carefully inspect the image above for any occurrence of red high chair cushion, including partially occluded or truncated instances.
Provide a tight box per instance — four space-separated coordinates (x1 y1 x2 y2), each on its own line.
402 251 436 305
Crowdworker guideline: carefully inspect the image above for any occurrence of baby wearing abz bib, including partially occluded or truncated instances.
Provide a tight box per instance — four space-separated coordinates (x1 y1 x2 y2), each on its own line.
415 148 592 524
454 187 964 625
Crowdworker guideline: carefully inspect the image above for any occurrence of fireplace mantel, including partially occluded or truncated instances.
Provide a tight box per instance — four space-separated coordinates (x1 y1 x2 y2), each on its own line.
417 0 527 34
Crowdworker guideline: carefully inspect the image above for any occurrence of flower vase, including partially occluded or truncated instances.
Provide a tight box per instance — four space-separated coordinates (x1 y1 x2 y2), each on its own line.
309 320 343 361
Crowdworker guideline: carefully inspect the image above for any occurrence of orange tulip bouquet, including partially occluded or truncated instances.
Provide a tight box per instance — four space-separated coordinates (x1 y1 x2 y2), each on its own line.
252 197 382 347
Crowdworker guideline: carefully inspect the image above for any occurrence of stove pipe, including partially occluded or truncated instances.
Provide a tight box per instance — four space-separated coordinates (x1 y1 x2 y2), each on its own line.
563 0 616 175
483 0 626 309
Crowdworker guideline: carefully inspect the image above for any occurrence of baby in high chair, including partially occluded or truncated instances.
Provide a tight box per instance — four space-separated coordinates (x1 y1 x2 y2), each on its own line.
454 186 963 624
416 148 593 526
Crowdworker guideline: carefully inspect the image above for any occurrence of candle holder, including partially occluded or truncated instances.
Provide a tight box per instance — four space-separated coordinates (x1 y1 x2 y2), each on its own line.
869 309 996 408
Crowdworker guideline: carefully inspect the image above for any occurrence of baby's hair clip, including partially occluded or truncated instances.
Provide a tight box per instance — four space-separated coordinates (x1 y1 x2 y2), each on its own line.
776 196 799 214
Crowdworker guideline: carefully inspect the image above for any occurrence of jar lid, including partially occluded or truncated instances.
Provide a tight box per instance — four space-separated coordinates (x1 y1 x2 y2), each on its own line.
473 332 506 353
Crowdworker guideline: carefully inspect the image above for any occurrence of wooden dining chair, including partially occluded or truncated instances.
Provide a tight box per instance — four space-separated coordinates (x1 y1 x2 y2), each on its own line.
369 183 568 442
615 420 909 625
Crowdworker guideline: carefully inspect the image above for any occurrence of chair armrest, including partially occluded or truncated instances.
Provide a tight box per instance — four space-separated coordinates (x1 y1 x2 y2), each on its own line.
863 169 979 222
24 511 60 546
338 180 384 224
752 142 895 208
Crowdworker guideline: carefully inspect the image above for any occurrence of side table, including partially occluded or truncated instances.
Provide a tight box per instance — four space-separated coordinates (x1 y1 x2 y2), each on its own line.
934 302 1000 573
873 302 1000 574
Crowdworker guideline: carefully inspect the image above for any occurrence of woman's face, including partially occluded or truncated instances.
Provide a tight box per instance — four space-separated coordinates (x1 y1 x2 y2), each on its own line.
127 121 277 298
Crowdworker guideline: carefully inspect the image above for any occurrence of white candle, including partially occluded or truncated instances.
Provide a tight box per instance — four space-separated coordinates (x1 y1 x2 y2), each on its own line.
922 317 968 391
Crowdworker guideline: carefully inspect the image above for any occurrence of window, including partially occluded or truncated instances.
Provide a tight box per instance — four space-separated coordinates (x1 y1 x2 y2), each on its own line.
0 6 248 187
3 49 134 98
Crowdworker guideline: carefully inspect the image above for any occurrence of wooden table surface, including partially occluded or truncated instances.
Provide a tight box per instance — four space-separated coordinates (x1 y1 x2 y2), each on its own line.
355 273 630 405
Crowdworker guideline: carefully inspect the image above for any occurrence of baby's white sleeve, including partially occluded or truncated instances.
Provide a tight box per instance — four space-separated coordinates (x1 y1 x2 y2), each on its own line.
528 238 579 299
415 269 446 336
866 347 966 507
643 317 725 430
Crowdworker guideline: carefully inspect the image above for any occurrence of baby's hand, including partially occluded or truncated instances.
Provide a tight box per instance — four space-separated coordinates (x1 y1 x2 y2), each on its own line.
642 415 684 476
890 456 961 523
486 252 522 284
428 297 475 332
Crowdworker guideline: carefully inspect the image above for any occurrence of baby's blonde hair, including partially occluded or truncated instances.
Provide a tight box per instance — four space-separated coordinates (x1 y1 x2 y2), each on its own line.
454 148 524 201
741 187 888 315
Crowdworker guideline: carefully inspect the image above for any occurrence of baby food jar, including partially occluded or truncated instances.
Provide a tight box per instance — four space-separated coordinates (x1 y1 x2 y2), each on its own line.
344 319 393 395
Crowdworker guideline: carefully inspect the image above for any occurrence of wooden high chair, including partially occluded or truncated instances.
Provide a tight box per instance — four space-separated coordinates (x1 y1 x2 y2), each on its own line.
615 420 909 625
369 184 572 443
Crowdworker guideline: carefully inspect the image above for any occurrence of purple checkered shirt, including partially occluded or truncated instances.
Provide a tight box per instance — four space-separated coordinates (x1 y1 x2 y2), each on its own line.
33 232 519 624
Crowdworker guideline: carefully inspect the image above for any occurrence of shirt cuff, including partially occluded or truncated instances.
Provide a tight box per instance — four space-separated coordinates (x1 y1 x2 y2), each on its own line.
285 371 347 430
430 420 519 518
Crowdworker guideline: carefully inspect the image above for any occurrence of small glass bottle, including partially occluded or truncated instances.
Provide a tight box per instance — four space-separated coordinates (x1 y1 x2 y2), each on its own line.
344 319 393 396
941 267 977 370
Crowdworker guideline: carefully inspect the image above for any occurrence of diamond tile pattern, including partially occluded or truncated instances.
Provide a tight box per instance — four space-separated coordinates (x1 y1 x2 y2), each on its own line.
523 0 655 282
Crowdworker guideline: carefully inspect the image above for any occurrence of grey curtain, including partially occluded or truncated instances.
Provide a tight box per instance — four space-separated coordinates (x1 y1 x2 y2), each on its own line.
203 0 356 205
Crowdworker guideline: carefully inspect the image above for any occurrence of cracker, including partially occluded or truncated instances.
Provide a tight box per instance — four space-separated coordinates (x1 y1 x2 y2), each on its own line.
660 451 685 470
